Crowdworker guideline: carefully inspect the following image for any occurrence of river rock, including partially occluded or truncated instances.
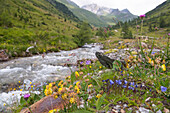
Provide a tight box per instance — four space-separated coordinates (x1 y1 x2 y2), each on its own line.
0 50 9 61
95 52 126 69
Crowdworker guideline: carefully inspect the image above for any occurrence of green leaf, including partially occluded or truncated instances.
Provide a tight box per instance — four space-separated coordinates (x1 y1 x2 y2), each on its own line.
20 97 27 106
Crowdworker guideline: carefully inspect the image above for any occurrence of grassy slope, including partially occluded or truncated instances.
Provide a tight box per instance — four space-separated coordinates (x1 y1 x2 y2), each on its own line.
55 0 108 27
0 0 81 57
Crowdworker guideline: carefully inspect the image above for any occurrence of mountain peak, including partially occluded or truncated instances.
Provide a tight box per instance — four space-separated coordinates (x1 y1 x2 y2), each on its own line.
121 8 130 14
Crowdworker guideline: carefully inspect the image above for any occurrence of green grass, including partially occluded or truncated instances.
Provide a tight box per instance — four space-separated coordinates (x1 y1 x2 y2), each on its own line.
0 0 82 57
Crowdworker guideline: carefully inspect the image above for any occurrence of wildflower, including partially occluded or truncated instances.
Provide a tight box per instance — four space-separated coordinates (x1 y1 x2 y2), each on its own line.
124 80 128 84
44 88 53 96
55 95 58 99
116 80 122 85
130 82 135 86
70 97 76 104
86 60 91 65
58 80 63 86
12 94 14 96
151 60 154 66
102 80 106 82
76 81 80 86
148 58 151 63
132 51 137 55
48 109 57 113
99 66 102 69
49 83 53 88
62 93 67 100
140 14 145 19
20 89 23 91
13 88 16 91
19 86 21 88
58 88 63 94
31 85 33 88
109 80 114 85
30 82 32 84
123 85 127 88
18 81 20 83
85 79 89 82
69 85 73 89
24 94 30 99
161 64 166 71
80 61 83 64
88 84 93 88
89 66 92 68
96 94 102 98
161 86 167 92
168 33 170 36
75 71 80 77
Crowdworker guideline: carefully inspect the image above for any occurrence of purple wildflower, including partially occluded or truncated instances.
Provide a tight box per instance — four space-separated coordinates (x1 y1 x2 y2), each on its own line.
86 60 91 65
80 61 83 64
130 82 135 86
135 84 138 88
161 86 167 92
24 94 30 99
168 33 170 36
140 14 145 19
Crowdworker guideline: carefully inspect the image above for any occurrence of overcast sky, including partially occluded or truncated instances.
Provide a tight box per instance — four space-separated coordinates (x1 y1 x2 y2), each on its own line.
70 0 166 15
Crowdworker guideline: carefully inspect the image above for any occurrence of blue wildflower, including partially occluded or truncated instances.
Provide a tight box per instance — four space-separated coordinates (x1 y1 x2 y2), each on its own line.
118 80 122 85
123 85 127 88
128 86 134 90
161 86 167 92
127 74 129 76
106 79 109 82
102 80 105 82
135 84 138 88
124 80 128 84
109 80 114 85
130 82 135 86
151 52 155 55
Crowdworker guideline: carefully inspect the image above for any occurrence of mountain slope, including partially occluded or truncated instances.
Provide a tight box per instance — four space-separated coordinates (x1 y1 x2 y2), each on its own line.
129 0 170 28
82 4 137 23
0 0 82 57
55 0 108 27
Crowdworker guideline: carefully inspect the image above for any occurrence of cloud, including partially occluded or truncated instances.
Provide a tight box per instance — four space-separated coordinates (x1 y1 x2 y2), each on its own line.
70 0 166 15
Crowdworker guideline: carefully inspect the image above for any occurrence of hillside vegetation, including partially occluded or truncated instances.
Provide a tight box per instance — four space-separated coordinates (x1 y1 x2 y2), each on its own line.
55 0 108 27
0 0 83 57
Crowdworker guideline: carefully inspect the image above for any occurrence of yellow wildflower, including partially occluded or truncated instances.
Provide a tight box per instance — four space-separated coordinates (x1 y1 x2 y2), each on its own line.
48 109 57 113
30 82 32 84
96 94 102 98
20 89 23 91
58 80 63 86
58 88 63 94
18 81 20 83
55 95 58 99
31 85 33 88
12 94 14 96
99 66 102 69
75 71 79 77
44 88 53 96
148 58 151 64
19 86 21 88
161 64 166 71
89 66 92 68
88 84 93 88
132 51 137 55
70 97 76 104
3 103 5 106
62 93 67 100
76 81 80 86
13 88 16 91
49 83 53 88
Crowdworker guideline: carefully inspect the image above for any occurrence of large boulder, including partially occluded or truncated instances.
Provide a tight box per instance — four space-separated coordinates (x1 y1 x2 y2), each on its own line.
0 50 9 61
20 95 68 113
95 52 126 69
